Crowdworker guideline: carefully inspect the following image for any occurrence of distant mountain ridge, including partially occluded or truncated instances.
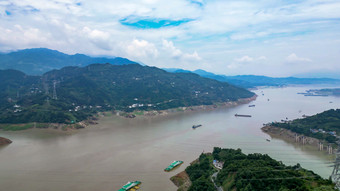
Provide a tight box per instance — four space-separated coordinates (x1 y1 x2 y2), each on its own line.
0 64 254 124
163 68 340 88
0 48 138 75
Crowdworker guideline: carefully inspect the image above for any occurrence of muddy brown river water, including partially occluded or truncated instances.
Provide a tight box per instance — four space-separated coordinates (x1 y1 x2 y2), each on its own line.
1 86 340 191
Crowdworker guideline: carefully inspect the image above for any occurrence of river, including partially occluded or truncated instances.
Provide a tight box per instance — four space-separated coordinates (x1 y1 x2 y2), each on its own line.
0 86 339 191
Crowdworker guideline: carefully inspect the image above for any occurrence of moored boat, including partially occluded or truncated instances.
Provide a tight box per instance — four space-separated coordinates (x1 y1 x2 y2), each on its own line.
118 181 141 191
164 160 183 171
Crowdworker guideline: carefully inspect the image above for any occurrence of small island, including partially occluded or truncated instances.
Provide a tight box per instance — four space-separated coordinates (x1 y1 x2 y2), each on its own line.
172 148 335 191
0 137 12 145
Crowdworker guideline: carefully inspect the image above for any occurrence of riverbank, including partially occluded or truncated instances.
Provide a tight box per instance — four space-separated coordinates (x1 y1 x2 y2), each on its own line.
119 95 257 119
0 95 257 132
170 171 191 191
261 126 337 153
0 117 98 132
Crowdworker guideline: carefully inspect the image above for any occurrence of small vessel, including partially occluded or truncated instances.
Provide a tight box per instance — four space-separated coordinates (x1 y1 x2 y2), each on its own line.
118 181 141 191
164 160 183 172
266 139 270 142
235 114 252 117
192 124 202 129
248 104 255 107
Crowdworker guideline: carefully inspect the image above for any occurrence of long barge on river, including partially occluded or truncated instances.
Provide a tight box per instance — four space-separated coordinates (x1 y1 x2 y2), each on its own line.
164 160 183 172
118 181 141 191
235 114 252 117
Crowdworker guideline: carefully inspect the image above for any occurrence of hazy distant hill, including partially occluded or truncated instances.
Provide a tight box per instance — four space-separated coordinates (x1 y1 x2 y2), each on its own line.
0 48 138 75
0 64 254 124
164 68 340 88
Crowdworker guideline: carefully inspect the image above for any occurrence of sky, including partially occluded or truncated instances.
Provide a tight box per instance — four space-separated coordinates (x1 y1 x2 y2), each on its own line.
1 0 340 77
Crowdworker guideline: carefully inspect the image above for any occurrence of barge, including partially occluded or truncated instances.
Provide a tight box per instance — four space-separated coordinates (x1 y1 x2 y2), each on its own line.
164 160 183 172
118 181 141 191
235 114 252 117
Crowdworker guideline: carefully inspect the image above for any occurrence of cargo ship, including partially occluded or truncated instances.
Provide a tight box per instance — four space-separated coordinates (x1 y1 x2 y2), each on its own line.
192 124 202 129
118 181 141 191
164 160 183 172
235 114 252 117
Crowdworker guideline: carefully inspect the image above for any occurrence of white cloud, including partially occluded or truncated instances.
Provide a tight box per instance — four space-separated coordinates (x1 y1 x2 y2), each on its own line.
235 55 254 63
286 53 312 62
162 40 201 61
0 0 340 76
234 55 266 63
258 56 267 60
82 27 111 50
126 39 158 58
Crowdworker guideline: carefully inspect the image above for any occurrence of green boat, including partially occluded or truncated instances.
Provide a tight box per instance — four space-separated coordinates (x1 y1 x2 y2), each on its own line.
164 160 183 172
118 181 141 191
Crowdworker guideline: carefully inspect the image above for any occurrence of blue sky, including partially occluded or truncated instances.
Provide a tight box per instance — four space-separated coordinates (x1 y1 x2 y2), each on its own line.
0 0 340 77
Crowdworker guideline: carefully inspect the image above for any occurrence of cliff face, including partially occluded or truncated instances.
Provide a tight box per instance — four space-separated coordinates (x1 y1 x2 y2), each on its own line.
0 137 12 145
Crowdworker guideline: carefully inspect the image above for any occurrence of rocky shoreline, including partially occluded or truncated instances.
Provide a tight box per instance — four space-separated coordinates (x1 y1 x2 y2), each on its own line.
170 171 191 191
261 126 337 153
0 137 12 145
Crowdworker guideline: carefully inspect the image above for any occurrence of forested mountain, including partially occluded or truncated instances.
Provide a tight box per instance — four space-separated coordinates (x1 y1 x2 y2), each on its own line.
164 68 340 88
0 48 138 75
0 64 254 124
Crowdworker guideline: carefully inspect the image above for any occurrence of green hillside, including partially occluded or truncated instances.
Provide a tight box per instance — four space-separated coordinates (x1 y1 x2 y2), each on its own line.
184 148 335 191
0 64 254 124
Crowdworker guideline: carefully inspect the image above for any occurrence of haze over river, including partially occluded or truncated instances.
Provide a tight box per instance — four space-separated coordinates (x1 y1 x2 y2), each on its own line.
1 86 340 191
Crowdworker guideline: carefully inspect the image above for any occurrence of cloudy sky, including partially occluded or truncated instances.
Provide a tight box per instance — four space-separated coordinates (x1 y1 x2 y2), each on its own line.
1 0 340 77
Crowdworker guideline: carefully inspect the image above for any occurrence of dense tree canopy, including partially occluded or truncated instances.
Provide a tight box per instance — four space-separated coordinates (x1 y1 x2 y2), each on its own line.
185 148 335 191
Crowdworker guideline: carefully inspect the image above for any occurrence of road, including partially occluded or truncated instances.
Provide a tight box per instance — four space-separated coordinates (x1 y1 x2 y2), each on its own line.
211 171 223 191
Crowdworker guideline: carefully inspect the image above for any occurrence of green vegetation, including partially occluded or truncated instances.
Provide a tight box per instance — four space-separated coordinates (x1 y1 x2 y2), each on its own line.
185 148 335 191
133 111 144 116
214 148 335 191
271 109 340 144
0 63 254 125
185 153 216 191
0 123 34 131
0 123 52 131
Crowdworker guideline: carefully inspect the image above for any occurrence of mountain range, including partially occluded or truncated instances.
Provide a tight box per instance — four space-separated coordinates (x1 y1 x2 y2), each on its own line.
0 48 137 75
163 68 340 88
1 48 339 89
